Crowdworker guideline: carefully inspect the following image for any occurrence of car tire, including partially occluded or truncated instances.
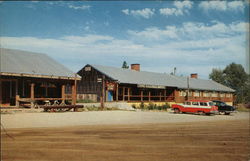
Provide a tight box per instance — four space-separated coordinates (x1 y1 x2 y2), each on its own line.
225 112 230 115
219 112 225 115
174 108 180 114
198 111 204 115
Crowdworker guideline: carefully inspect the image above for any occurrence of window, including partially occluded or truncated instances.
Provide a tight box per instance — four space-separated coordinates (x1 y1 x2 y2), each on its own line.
192 102 199 106
187 91 192 97
180 90 187 96
212 92 218 97
226 93 231 98
203 91 210 97
194 91 200 97
184 101 191 105
220 93 225 97
84 66 91 71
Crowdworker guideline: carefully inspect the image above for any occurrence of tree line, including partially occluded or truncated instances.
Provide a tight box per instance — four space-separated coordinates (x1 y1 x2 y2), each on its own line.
209 63 250 104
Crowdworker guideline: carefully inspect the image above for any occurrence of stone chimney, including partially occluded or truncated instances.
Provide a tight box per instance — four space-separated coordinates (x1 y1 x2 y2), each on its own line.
131 64 140 71
190 73 198 79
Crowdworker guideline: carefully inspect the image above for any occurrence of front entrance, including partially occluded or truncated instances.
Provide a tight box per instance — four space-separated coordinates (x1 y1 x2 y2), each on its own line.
0 80 17 106
107 91 113 102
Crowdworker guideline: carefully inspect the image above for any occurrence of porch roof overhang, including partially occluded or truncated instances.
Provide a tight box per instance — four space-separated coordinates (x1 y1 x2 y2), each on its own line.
0 72 81 81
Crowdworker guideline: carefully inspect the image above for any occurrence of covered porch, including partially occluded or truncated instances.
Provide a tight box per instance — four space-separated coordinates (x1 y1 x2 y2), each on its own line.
0 76 77 108
106 83 176 102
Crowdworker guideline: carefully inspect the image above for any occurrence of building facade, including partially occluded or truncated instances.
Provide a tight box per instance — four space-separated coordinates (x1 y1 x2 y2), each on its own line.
77 64 235 105
0 48 80 108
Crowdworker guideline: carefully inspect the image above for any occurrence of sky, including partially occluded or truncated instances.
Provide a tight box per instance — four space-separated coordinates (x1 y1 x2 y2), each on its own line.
0 0 249 79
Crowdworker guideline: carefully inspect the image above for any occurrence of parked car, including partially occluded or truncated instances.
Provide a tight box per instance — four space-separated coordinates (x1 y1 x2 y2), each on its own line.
171 100 218 115
212 100 236 115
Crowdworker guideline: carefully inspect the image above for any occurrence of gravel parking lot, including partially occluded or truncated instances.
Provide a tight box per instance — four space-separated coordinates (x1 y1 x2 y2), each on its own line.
1 110 249 129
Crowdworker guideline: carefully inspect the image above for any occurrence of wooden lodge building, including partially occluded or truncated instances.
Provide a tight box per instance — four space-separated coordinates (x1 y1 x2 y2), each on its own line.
0 48 80 108
77 64 235 105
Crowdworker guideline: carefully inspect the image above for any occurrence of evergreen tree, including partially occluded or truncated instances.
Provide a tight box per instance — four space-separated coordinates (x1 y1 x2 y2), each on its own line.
122 61 129 69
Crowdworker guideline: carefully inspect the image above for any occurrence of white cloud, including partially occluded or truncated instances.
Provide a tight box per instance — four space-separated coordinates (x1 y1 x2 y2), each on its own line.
122 9 129 15
174 0 193 9
121 8 155 19
68 5 90 10
199 1 245 12
128 26 178 40
228 1 245 11
128 21 249 42
1 22 248 78
159 8 183 16
160 0 193 16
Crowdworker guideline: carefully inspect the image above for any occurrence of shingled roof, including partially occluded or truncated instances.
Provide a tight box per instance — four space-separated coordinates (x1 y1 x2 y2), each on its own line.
0 48 79 80
85 64 234 92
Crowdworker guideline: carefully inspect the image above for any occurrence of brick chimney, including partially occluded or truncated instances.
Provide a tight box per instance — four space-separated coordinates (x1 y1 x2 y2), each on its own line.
190 73 198 79
131 64 140 71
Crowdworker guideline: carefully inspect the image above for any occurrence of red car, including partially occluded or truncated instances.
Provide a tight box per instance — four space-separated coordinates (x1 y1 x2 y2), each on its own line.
171 100 218 115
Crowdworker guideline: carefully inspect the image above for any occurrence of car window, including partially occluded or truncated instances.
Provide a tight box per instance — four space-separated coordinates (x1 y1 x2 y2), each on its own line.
209 102 215 106
192 102 199 106
221 102 226 106
200 102 207 106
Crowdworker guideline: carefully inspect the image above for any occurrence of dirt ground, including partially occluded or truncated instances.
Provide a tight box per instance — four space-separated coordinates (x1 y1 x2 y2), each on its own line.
1 119 249 161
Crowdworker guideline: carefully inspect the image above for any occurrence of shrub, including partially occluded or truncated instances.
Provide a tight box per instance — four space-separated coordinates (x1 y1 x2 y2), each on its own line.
140 102 145 110
86 105 99 111
131 104 137 109
162 103 171 110
148 102 155 110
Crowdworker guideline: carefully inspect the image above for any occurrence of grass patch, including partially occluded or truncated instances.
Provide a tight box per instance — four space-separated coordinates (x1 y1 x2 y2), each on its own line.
236 104 250 112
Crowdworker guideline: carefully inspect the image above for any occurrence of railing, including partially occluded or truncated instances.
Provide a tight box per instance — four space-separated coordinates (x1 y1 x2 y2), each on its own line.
118 95 175 102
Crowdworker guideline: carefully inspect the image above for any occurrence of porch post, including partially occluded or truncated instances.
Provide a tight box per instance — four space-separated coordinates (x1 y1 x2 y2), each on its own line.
140 90 143 102
149 91 151 102
116 84 119 101
128 88 130 101
14 80 18 107
122 87 125 101
100 75 105 109
160 91 162 101
72 77 77 105
164 89 166 101
30 83 35 108
61 84 65 103
16 95 20 107
0 80 2 105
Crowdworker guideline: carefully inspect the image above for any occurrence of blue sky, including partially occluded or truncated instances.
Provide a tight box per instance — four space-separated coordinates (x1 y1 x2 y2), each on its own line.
0 1 249 79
